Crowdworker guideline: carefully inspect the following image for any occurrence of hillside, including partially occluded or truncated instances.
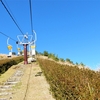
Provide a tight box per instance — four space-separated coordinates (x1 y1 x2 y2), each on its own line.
0 54 8 59
0 54 17 60
0 53 100 99
0 56 55 100
37 55 100 100
37 54 89 70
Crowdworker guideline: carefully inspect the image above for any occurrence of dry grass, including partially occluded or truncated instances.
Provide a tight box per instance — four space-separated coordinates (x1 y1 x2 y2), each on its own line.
0 54 17 60
0 63 22 85
0 54 7 59
12 62 55 100
0 60 55 100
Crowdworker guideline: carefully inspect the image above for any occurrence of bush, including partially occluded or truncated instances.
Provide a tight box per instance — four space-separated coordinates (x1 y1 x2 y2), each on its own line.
0 56 24 74
43 51 49 56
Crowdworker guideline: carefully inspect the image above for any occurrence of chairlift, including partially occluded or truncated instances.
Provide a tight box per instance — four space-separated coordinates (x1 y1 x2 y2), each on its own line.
7 38 12 57
17 44 21 56
29 30 37 62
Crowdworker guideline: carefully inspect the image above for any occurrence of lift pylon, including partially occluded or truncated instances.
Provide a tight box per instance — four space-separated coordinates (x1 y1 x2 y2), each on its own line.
17 33 35 64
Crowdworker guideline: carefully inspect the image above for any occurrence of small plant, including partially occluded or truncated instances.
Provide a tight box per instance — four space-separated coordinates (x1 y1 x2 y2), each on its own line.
13 82 22 90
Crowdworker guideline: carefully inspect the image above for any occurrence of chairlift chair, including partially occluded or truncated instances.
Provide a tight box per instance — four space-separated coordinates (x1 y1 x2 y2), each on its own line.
7 38 12 57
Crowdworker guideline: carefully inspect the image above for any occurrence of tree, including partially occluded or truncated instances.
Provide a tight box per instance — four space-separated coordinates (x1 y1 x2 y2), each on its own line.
66 58 71 62
60 58 65 62
76 62 78 65
48 53 55 58
12 52 16 55
54 55 59 61
43 51 49 56
36 50 38 55
66 58 73 64
80 62 85 66
20 51 23 55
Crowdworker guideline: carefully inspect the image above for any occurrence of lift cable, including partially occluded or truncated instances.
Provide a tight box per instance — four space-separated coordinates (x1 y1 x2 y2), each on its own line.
0 0 24 35
4 0 22 31
29 0 34 35
0 32 16 42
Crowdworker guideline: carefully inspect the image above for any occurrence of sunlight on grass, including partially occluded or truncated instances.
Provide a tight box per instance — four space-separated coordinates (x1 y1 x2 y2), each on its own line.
0 65 19 84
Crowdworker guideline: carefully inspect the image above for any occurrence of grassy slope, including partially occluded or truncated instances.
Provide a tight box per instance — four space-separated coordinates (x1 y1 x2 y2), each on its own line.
0 64 21 84
37 57 100 100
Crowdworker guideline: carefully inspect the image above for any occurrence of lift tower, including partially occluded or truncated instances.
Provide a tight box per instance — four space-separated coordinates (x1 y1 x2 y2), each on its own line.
17 33 35 64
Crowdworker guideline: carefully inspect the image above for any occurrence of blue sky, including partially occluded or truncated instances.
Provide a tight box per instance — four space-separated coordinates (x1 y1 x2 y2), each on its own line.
0 0 100 70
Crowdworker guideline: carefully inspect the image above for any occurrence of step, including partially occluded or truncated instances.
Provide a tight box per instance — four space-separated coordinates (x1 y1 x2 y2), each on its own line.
4 81 19 85
0 98 7 100
0 88 12 91
0 85 14 89
0 92 13 96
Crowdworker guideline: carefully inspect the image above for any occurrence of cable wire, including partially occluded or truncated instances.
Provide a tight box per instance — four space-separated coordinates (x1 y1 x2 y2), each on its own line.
29 0 34 35
4 0 22 31
0 32 16 41
0 0 24 35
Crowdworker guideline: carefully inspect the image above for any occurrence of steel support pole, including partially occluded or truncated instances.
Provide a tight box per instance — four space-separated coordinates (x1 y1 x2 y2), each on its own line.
24 44 28 64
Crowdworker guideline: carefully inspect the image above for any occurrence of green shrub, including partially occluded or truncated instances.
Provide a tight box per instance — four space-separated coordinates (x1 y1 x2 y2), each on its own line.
43 51 49 56
0 56 24 74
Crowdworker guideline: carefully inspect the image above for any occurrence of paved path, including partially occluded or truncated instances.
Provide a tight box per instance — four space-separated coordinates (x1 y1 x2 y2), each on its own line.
12 62 55 100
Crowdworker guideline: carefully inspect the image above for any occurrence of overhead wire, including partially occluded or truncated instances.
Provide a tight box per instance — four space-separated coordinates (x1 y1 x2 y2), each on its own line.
4 0 22 31
4 0 16 18
0 0 24 35
0 32 16 41
29 0 34 35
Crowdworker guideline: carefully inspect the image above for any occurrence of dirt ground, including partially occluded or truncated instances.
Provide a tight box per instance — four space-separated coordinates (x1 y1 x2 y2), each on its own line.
0 62 55 100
